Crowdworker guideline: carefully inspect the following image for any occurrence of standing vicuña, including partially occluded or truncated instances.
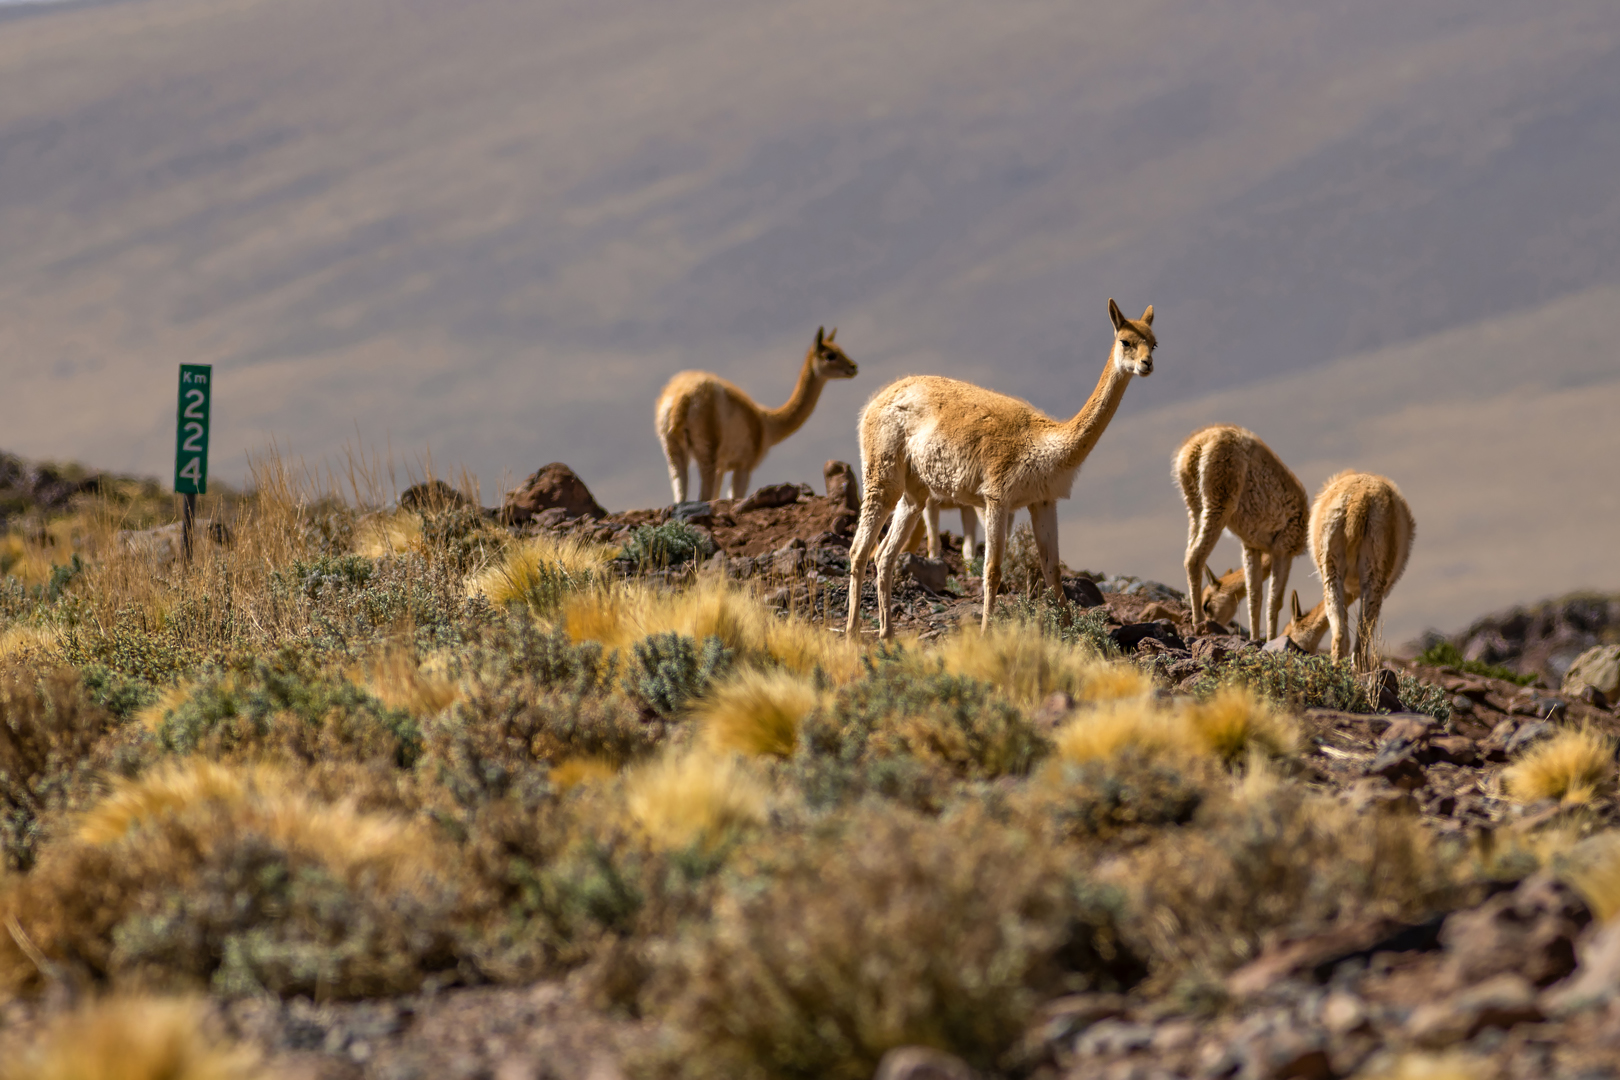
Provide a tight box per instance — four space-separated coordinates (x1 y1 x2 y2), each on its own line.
846 299 1156 638
1174 425 1308 639
655 328 858 503
1282 470 1415 670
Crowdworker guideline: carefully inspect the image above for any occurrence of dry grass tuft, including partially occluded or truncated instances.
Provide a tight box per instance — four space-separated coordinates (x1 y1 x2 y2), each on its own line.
360 647 463 717
759 617 862 682
1555 829 1620 922
1502 727 1616 805
352 510 422 558
551 756 621 791
1180 687 1299 764
697 669 820 759
932 623 1126 708
464 533 613 607
563 578 771 659
1360 1051 1495 1080
1053 689 1297 770
624 750 768 852
2 996 260 1080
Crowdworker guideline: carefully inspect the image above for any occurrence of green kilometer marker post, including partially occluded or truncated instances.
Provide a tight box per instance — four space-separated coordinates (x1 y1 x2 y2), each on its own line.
174 364 212 562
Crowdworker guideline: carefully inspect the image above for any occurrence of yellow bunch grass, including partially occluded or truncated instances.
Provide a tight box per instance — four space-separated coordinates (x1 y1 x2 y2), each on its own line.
1556 830 1620 922
760 616 863 682
623 750 768 851
698 669 821 759
1501 727 1616 805
1052 688 1297 769
0 625 60 664
551 756 621 791
352 510 422 558
1361 1051 1493 1080
4 997 260 1080
464 533 615 605
562 577 773 657
75 761 433 877
359 647 462 717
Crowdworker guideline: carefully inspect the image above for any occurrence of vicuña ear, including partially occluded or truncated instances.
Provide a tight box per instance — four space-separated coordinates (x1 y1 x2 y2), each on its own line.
1107 298 1125 330
1291 590 1303 621
1206 566 1219 588
1141 304 1154 326
826 327 837 342
816 326 825 347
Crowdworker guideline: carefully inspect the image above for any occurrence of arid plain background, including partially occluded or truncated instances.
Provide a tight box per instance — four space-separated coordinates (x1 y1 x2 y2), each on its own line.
0 0 1616 642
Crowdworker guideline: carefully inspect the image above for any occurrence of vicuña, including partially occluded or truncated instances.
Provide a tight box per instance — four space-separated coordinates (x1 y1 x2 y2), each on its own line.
1174 425 1307 639
655 328 858 503
1282 470 1415 670
846 299 1156 638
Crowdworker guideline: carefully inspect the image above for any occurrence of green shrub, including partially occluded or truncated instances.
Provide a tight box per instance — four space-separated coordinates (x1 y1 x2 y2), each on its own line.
803 660 1046 779
420 507 502 574
1193 650 1449 721
624 632 732 718
996 591 1117 655
59 605 209 687
648 806 1139 1080
154 646 422 767
622 522 714 570
1033 752 1206 844
1416 639 1537 686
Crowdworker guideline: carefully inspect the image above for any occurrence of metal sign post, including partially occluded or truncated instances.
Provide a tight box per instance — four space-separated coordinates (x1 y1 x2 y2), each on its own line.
174 364 212 562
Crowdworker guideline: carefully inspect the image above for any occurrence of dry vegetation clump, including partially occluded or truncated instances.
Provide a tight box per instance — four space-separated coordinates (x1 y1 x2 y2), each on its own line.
0 668 122 870
1194 649 1450 722
1025 750 1211 845
0 760 472 999
697 668 821 759
1119 776 1462 982
930 622 1140 709
465 532 613 614
1554 829 1620 922
1500 727 1617 806
1052 687 1297 771
0 996 261 1080
623 750 769 852
801 657 1047 780
645 805 1140 1080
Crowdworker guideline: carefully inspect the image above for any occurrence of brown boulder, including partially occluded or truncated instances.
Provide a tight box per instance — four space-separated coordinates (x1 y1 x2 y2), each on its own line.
501 463 606 524
824 460 861 513
1438 871 1590 989
399 479 475 513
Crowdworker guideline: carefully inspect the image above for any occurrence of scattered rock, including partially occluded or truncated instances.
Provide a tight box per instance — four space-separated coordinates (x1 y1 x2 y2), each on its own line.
873 1046 979 1080
902 554 951 594
1193 635 1249 666
1262 635 1306 654
1031 691 1076 734
824 460 861 512
1062 576 1107 608
502 463 607 524
399 479 475 513
1318 991 1367 1036
1563 644 1620 702
1439 872 1591 989
1544 918 1620 1015
735 483 809 512
1363 668 1405 712
1111 621 1187 652
1577 685 1611 711
1406 973 1543 1046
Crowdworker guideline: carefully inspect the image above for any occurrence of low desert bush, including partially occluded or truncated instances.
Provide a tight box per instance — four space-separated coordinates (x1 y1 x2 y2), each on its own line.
647 805 1139 1080
0 669 120 870
624 632 732 718
802 659 1046 779
1501 727 1616 805
1195 650 1450 722
698 668 820 758
150 646 422 768
1027 750 1208 844
1120 778 1460 980
622 522 714 570
422 681 658 809
0 761 472 999
1416 639 1536 686
995 590 1117 655
2 996 261 1080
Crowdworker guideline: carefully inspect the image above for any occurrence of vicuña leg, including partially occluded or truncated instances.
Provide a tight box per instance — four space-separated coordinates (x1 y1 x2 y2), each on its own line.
1184 511 1226 634
960 506 980 558
1029 500 1062 598
1241 545 1267 641
661 436 689 504
844 472 904 636
872 491 925 639
729 468 751 501
1264 545 1293 642
695 459 721 502
923 499 942 559
1323 542 1351 662
979 501 1010 632
1354 557 1385 673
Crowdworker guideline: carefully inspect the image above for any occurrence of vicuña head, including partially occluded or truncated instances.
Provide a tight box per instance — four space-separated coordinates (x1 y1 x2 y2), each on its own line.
655 327 858 504
846 298 1156 638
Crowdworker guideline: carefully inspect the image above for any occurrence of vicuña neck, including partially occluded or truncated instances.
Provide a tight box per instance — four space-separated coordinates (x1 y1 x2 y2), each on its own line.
1057 352 1134 470
762 352 825 445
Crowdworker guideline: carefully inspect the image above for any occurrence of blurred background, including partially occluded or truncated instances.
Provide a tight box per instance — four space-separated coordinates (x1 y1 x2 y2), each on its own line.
0 0 1615 640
